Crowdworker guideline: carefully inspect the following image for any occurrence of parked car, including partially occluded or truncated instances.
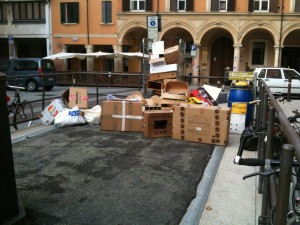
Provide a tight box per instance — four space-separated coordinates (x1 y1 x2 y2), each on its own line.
0 58 56 91
254 67 300 95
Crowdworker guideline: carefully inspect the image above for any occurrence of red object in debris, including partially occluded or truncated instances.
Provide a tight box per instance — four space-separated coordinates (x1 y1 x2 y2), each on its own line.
6 95 10 102
189 87 217 106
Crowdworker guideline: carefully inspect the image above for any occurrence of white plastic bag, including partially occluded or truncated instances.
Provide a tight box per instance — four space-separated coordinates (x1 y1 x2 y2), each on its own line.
80 105 101 125
54 106 86 127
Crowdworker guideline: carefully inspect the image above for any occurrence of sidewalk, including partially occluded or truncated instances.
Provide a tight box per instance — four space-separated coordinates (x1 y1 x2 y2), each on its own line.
198 98 300 225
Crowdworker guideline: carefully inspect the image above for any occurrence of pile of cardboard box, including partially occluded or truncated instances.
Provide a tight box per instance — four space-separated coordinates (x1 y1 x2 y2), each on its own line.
100 90 231 146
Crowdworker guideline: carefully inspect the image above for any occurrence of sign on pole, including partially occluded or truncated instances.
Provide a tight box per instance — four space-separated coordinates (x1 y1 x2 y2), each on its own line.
191 45 196 57
147 16 158 43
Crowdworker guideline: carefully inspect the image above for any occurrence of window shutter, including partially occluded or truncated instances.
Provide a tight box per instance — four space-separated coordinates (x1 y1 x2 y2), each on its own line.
146 0 152 11
269 0 279 13
186 0 193 11
248 0 253 12
123 0 130 11
211 0 219 11
74 2 79 23
227 0 235 12
170 0 177 12
60 3 65 23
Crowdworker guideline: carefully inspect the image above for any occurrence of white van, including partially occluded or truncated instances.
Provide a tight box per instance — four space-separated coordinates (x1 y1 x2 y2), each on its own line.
254 67 300 95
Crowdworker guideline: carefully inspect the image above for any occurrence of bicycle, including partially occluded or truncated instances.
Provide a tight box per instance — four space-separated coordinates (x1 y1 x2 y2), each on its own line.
7 85 33 130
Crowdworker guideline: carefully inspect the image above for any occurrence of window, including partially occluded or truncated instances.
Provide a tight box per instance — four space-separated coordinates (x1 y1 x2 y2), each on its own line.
253 0 269 11
102 1 112 23
130 0 145 11
0 3 7 23
295 0 300 12
283 69 300 79
60 2 79 24
266 69 281 79
251 42 265 65
219 0 227 11
178 0 186 11
12 2 45 21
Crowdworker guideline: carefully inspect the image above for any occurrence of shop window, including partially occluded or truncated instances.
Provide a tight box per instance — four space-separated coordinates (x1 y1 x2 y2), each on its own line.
253 0 269 11
12 2 45 22
102 1 112 23
60 2 79 24
251 42 265 65
0 3 7 23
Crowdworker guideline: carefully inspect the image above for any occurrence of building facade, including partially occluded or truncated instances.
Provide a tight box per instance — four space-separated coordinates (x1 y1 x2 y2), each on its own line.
1 0 300 84
0 0 51 60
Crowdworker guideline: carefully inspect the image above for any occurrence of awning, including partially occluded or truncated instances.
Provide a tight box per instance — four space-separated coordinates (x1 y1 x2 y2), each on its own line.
43 52 149 60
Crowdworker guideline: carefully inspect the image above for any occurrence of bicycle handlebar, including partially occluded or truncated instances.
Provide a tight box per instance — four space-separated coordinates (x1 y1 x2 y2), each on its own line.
238 158 265 166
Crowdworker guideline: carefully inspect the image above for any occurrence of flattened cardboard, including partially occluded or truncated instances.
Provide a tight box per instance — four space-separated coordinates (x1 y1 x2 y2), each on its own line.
150 63 177 74
143 110 173 137
38 99 66 125
172 104 231 146
148 72 177 81
101 101 144 132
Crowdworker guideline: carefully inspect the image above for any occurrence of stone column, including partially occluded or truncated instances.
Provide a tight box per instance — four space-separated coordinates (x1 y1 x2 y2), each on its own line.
114 45 123 72
62 44 68 71
192 45 201 86
85 44 94 71
233 44 242 71
273 45 281 67
8 37 16 59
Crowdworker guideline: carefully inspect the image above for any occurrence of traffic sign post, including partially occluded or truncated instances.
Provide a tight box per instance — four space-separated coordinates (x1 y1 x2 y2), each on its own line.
147 16 158 43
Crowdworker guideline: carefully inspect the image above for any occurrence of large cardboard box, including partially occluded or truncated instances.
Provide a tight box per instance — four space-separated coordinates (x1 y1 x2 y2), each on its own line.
62 87 88 108
172 104 231 146
38 99 66 125
101 101 144 132
143 110 173 137
161 81 189 100
164 45 178 64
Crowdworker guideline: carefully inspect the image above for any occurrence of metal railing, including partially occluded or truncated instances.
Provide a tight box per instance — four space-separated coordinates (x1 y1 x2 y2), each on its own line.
255 79 300 225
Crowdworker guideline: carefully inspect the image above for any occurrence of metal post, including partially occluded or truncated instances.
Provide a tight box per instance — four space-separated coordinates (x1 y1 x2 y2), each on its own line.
0 74 25 224
274 144 295 225
287 77 291 102
259 107 275 223
258 93 268 194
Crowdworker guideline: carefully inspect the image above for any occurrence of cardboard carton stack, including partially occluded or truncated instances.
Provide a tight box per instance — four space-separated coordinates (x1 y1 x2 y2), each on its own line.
148 41 189 104
100 89 231 146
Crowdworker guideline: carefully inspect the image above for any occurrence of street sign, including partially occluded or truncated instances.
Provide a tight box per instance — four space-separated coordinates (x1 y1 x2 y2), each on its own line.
147 16 158 43
191 45 196 56
8 35 14 43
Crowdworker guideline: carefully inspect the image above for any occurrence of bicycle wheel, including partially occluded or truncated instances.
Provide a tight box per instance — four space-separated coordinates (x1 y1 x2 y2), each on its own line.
13 100 33 130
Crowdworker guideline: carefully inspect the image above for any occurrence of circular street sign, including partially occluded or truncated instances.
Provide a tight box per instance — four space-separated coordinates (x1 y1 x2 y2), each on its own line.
8 35 14 41
150 21 156 27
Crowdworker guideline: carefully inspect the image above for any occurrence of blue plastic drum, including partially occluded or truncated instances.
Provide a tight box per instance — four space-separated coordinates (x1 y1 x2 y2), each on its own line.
228 86 254 126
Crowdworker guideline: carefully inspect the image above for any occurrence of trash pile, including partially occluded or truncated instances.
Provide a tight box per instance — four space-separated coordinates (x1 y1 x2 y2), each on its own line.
38 41 232 146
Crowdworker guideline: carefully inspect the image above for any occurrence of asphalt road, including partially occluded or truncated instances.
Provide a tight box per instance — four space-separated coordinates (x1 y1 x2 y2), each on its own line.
12 125 215 225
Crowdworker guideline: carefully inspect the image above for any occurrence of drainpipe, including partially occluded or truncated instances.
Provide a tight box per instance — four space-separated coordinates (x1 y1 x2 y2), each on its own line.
86 0 90 45
278 0 284 66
